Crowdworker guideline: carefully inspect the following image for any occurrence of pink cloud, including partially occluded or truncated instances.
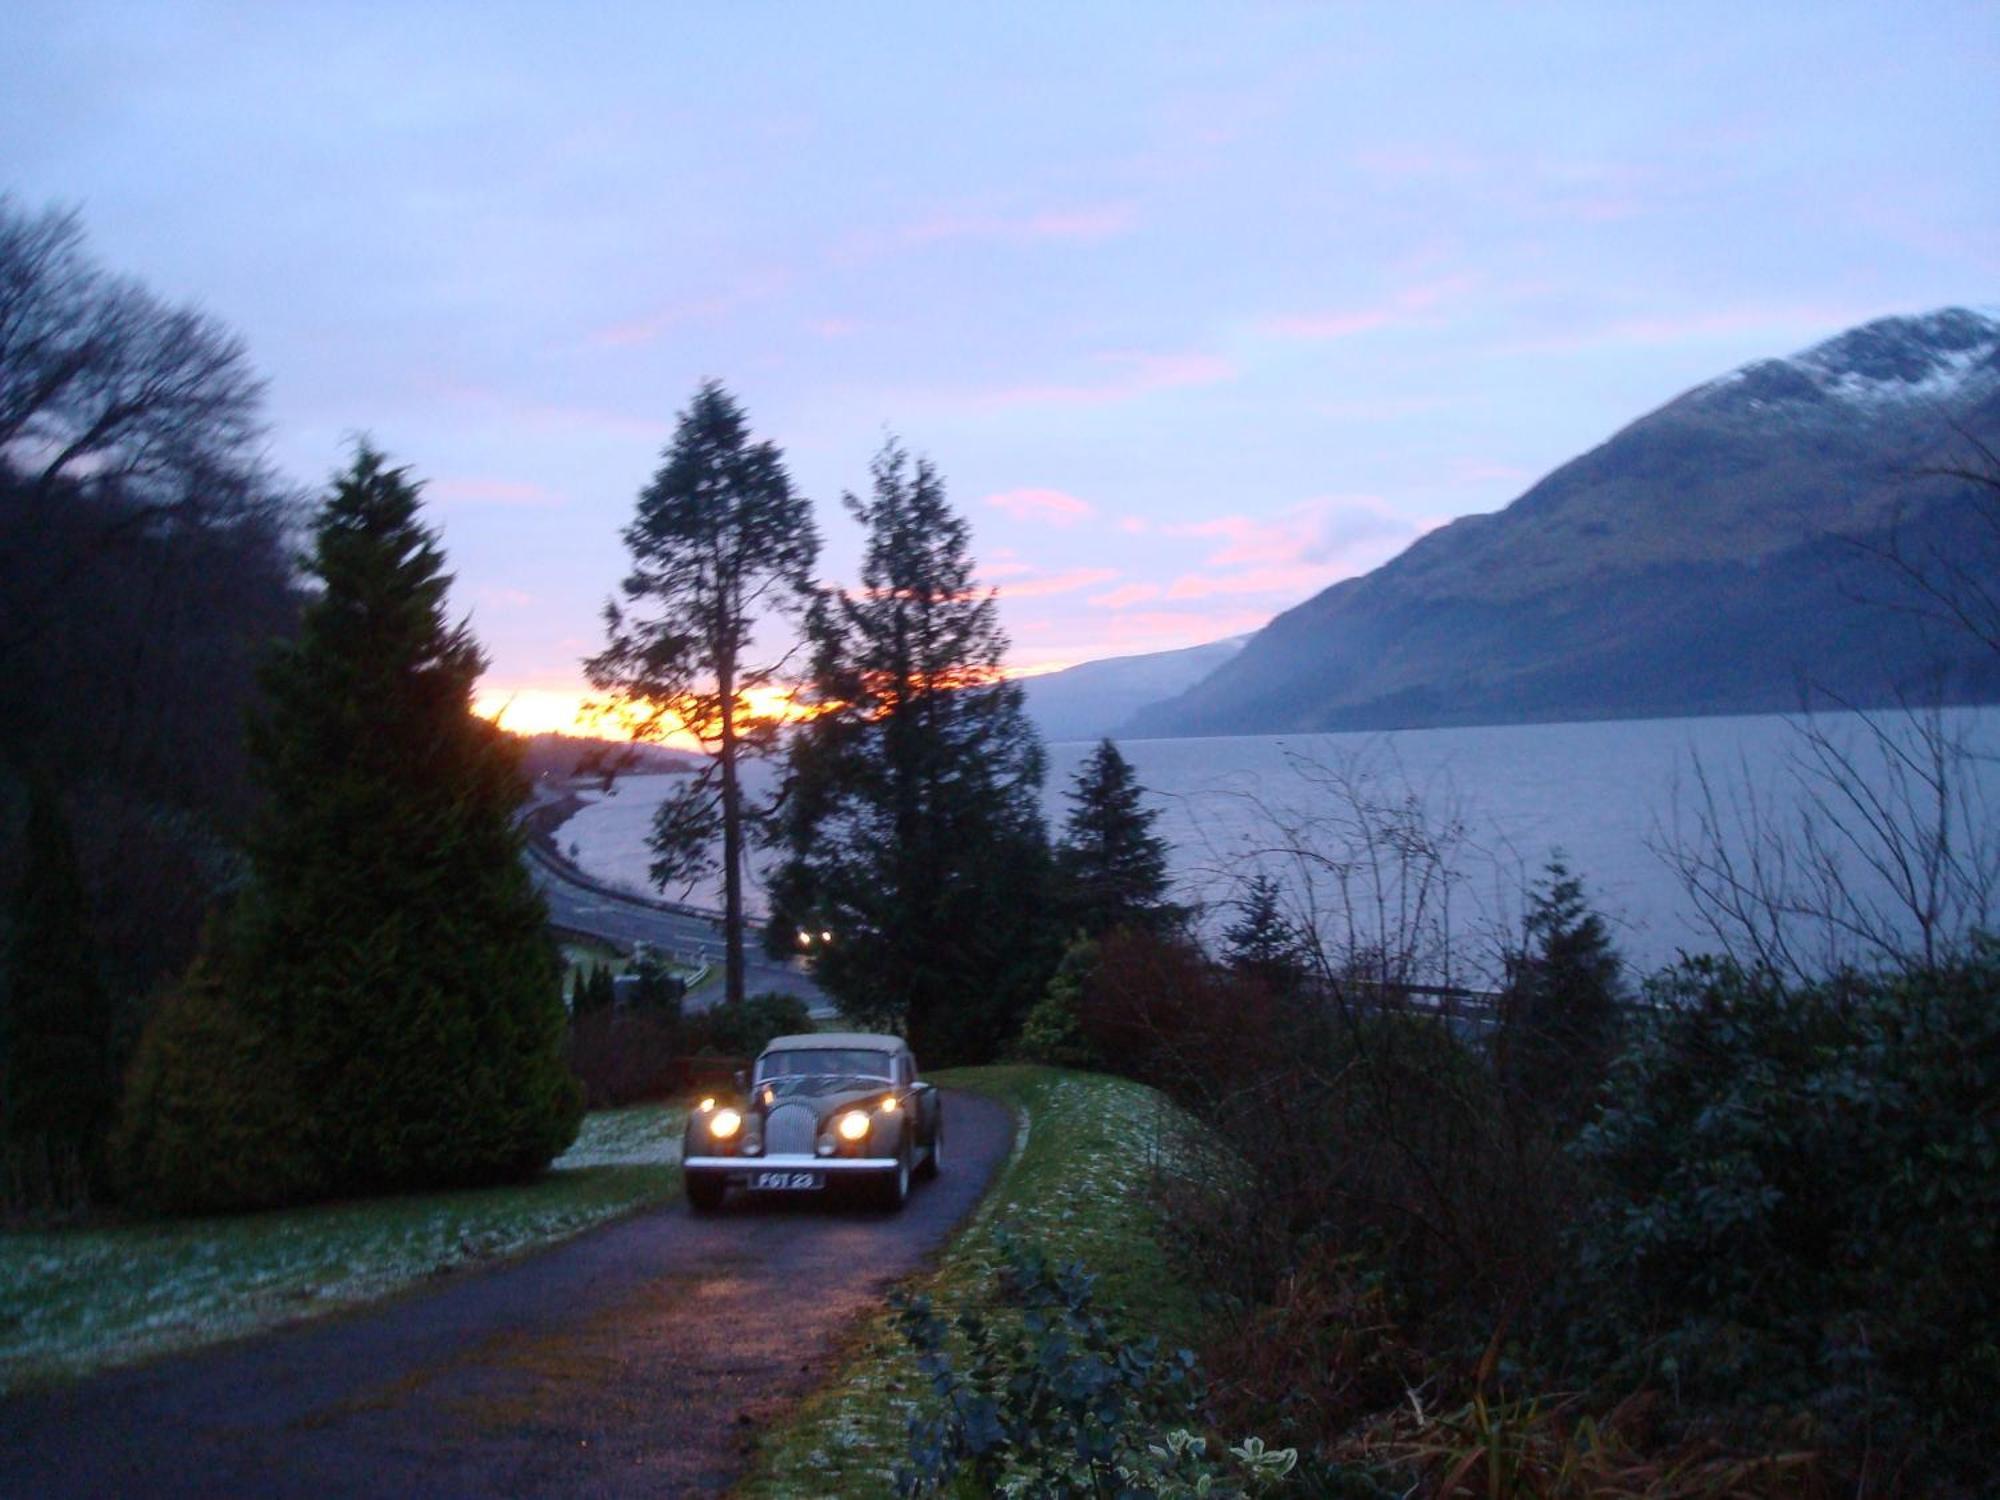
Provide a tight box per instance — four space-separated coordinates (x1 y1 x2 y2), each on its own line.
1160 495 1424 603
812 316 861 338
1117 515 1152 534
985 487 1096 527
1088 582 1164 610
1256 273 1481 342
991 566 1121 600
1164 564 1343 601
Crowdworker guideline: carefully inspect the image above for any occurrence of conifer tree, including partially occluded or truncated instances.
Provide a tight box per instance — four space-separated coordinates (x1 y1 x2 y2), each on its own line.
1 781 117 1193
766 440 1052 1064
1053 739 1176 938
1221 871 1308 995
237 446 580 1195
587 383 818 1008
1501 856 1624 1129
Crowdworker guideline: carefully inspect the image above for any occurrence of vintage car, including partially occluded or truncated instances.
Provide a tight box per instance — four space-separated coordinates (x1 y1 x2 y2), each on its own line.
681 1031 942 1212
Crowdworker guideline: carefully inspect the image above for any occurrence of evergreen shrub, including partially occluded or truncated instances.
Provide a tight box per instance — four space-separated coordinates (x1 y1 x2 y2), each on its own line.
112 966 320 1214
1562 946 2000 1481
687 991 813 1059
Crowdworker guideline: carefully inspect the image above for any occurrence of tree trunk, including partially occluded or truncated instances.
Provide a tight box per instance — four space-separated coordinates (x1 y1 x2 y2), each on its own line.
718 652 746 1008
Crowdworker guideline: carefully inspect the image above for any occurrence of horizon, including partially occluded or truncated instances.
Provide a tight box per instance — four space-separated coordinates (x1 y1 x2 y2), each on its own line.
7 3 1996 740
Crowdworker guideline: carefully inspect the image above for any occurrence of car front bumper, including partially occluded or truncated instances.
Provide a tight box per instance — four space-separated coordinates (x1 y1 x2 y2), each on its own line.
683 1153 899 1176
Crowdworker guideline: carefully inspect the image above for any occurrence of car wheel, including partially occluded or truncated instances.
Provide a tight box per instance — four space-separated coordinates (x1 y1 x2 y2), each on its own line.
916 1116 942 1180
685 1170 726 1213
877 1143 911 1211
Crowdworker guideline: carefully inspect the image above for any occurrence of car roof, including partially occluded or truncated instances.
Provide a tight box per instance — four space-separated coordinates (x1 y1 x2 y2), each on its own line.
759 1032 907 1055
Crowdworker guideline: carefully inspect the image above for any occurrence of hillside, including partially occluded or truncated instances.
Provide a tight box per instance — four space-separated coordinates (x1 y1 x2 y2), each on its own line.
1124 308 2000 737
1019 635 1246 742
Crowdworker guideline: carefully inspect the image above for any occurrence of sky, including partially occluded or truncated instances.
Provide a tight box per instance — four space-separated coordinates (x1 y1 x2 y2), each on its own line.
5 3 1997 735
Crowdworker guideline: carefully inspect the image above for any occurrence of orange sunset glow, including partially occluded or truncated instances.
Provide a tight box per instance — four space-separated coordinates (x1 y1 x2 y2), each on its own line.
471 685 817 747
474 662 1076 747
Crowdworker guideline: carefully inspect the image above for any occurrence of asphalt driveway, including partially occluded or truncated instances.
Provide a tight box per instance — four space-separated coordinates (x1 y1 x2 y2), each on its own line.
0 1089 1013 1498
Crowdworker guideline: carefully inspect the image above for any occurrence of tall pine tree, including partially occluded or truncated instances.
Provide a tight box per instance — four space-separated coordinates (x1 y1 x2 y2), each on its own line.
767 440 1052 1065
237 447 580 1195
1053 738 1176 938
587 383 818 1007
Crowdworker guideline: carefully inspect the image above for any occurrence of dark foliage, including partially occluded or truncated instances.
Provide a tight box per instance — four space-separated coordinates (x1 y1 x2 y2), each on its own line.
766 440 1053 1065
111 952 317 1214
893 1227 1304 1498
567 988 807 1108
570 961 615 1019
0 202 299 1052
1073 929 1573 1458
1052 739 1177 938
1561 948 2000 1486
1219 872 1310 996
1497 858 1625 1131
1015 934 1103 1070
234 448 580 1197
587 381 818 1008
567 1008 686 1109
1 783 118 1206
684 990 812 1059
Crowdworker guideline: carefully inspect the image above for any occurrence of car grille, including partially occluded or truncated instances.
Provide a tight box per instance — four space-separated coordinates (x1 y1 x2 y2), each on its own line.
765 1103 817 1155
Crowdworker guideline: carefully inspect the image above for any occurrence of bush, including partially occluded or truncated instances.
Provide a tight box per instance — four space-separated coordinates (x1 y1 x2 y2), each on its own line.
1561 947 2000 1483
112 965 320 1214
893 1227 1303 1498
1014 934 1101 1069
684 991 813 1059
567 1008 687 1109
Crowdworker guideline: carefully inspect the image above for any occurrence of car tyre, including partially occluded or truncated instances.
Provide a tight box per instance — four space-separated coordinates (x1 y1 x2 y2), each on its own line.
685 1170 726 1213
877 1142 911 1211
916 1115 942 1181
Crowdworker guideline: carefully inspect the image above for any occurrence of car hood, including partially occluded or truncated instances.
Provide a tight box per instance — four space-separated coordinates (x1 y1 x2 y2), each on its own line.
759 1082 896 1117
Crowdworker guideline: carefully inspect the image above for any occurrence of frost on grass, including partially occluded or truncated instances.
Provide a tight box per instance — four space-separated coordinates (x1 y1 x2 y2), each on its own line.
0 1105 684 1391
554 1103 685 1167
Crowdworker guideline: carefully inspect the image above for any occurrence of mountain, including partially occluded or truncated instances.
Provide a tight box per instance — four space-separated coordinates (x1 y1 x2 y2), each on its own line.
1124 308 2000 738
1020 636 1247 742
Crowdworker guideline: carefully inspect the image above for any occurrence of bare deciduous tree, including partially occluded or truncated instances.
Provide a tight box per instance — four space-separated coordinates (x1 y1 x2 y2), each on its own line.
0 199 264 498
1658 432 2000 979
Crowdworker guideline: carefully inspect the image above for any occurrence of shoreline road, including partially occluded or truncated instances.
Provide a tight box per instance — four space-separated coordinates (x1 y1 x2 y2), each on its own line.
525 842 832 1017
0 1091 1012 1499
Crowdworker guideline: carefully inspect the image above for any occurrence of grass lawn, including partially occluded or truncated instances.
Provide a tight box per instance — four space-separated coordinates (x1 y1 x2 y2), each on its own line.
735 1064 1215 1500
0 1102 684 1393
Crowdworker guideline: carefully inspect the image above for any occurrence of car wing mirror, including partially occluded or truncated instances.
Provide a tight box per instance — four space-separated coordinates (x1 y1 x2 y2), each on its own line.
733 1068 748 1092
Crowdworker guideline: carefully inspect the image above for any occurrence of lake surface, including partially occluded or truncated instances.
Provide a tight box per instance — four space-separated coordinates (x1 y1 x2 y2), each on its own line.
554 707 2000 981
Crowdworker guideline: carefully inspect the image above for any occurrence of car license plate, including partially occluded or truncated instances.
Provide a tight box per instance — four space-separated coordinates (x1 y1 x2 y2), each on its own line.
750 1170 824 1191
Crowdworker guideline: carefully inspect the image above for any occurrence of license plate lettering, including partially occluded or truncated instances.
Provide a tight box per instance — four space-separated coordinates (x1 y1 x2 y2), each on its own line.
751 1170 823 1191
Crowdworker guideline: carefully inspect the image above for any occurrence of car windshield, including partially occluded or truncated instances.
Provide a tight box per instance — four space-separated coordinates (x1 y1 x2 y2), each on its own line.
755 1048 893 1085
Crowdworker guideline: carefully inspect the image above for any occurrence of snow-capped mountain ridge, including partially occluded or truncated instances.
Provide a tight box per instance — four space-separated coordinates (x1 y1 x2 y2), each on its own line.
1123 305 2000 738
1692 307 2000 415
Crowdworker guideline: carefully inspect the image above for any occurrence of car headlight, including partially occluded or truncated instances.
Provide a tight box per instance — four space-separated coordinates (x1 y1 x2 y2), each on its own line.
836 1109 871 1142
708 1107 742 1139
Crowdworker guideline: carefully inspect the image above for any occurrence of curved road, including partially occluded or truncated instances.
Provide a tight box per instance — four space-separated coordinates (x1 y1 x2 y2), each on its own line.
524 842 832 1017
0 1091 1012 1498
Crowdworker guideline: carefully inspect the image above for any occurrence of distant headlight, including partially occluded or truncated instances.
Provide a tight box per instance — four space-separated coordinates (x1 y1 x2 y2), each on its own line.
836 1109 871 1142
709 1108 743 1139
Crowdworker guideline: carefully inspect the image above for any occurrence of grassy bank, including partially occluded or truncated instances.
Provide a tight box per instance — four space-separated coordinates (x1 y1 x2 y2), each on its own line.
736 1064 1215 1499
0 1103 683 1392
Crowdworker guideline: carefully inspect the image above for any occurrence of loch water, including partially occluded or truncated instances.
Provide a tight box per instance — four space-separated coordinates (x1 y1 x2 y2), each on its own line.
554 706 2000 980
